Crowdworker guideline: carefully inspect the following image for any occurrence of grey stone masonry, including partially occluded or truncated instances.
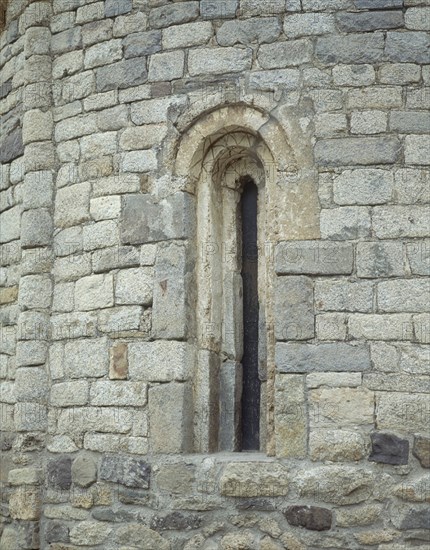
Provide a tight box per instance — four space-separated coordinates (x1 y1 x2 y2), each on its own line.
1 1 429 548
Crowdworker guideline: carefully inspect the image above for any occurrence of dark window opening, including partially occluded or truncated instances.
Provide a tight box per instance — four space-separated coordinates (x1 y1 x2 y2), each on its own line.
240 178 260 451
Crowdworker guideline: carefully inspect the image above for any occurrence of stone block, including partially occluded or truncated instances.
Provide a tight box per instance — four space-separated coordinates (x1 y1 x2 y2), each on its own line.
45 521 70 544
75 274 114 311
58 406 132 434
81 132 117 161
284 13 335 37
189 47 252 75
23 110 53 145
51 380 89 406
413 435 430 468
310 429 366 461
163 22 213 49
350 313 413 341
258 39 312 68
333 64 375 86
217 17 281 46
276 342 371 373
149 2 200 28
15 367 49 402
373 206 430 238
47 457 72 490
64 338 108 378
295 466 374 505
81 19 113 47
115 267 153 306
148 50 185 82
316 33 384 64
390 111 430 134
96 57 148 92
93 246 140 273
376 392 430 434
114 524 169 549
83 220 119 251
316 313 347 340
90 196 121 221
151 512 201 531
385 31 430 63
306 372 362 388
314 137 400 166
241 0 285 14
357 241 404 278
123 30 162 58
275 374 307 458
274 276 314 341
53 254 92 282
90 380 147 407
347 87 402 109
405 135 430 165
121 150 158 172
110 342 128 380
55 182 91 228
128 340 192 382
16 340 48 367
120 124 167 151
53 51 84 79
351 110 387 134
378 279 429 312
148 382 193 453
284 506 332 531
354 0 402 7
105 0 132 17
310 386 374 427
130 97 186 124
249 69 300 91
151 241 193 339
9 487 41 520
23 171 54 210
52 27 81 55
315 113 347 137
220 462 289 497
113 12 148 37
369 432 409 465
380 63 421 84
0 205 21 243
320 206 371 240
8 467 42 486
333 169 393 205
406 6 430 30
98 306 142 332
219 361 242 451
18 274 52 310
336 11 404 32
407 240 430 275
55 114 98 142
275 241 354 275
201 0 238 19
21 209 53 247
70 522 112 546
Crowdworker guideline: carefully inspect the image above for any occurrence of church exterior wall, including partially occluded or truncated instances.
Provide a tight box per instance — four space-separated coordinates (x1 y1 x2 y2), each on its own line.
0 0 429 548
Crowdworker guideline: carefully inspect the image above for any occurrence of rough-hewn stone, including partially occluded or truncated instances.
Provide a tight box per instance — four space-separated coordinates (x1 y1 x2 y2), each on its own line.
284 506 332 531
369 432 410 465
99 454 150 488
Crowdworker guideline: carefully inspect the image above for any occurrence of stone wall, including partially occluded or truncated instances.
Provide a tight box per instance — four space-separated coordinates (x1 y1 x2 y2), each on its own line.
0 0 429 548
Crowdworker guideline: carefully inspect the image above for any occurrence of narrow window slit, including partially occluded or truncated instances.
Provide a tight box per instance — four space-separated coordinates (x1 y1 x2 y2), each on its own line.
240 178 260 451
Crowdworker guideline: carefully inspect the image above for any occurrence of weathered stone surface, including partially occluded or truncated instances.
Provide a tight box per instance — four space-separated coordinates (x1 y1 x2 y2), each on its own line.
397 508 430 530
284 506 332 531
0 128 24 163
47 457 72 490
51 380 89 406
310 387 374 427
115 267 152 306
336 11 404 32
121 193 195 244
373 206 430 238
105 0 132 17
64 338 108 379
128 340 191 382
220 462 289 497
336 503 383 527
275 241 354 275
413 436 430 468
124 30 161 58
320 206 371 240
115 524 170 549
70 522 112 546
405 134 430 165
99 454 150 488
295 466 374 505
275 374 307 458
385 31 430 63
369 432 409 465
189 47 252 75
148 383 193 453
315 137 400 166
376 392 430 435
21 209 53 247
333 169 393 206
75 274 114 311
72 454 97 488
276 342 370 373
45 521 70 544
201 0 238 19
9 487 41 520
310 429 366 461
163 22 213 48
151 511 201 531
354 0 402 7
378 279 429 312
275 276 314 340
316 34 384 64
15 367 49 402
96 57 148 92
357 242 404 278
109 342 128 380
217 17 281 46
259 39 312 68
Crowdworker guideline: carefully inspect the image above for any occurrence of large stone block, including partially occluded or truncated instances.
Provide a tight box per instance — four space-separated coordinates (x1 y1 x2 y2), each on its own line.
114 524 169 549
51 380 89 406
90 381 147 407
220 462 289 497
64 338 108 378
385 31 430 63
349 313 413 341
258 39 312 68
369 432 409 465
128 340 192 382
316 34 384 64
333 169 393 205
189 47 252 75
121 193 195 244
115 267 153 306
314 137 400 166
75 274 114 311
275 374 307 458
98 306 142 333
373 206 430 238
58 406 132 434
21 209 53 247
284 13 334 37
284 505 332 531
47 457 72 490
96 57 148 92
376 392 430 435
390 111 430 134
336 11 404 32
357 241 404 278
310 387 374 427
201 0 238 19
151 241 193 339
274 276 314 341
149 2 199 28
15 367 49 402
407 240 430 276
124 30 162 58
310 429 366 461
9 487 41 520
320 206 371 240
70 522 112 546
405 135 430 165
55 182 91 228
276 342 371 373
148 382 193 453
217 17 281 46
275 241 354 275
378 279 429 312
105 0 132 17
163 22 213 49
315 279 374 313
